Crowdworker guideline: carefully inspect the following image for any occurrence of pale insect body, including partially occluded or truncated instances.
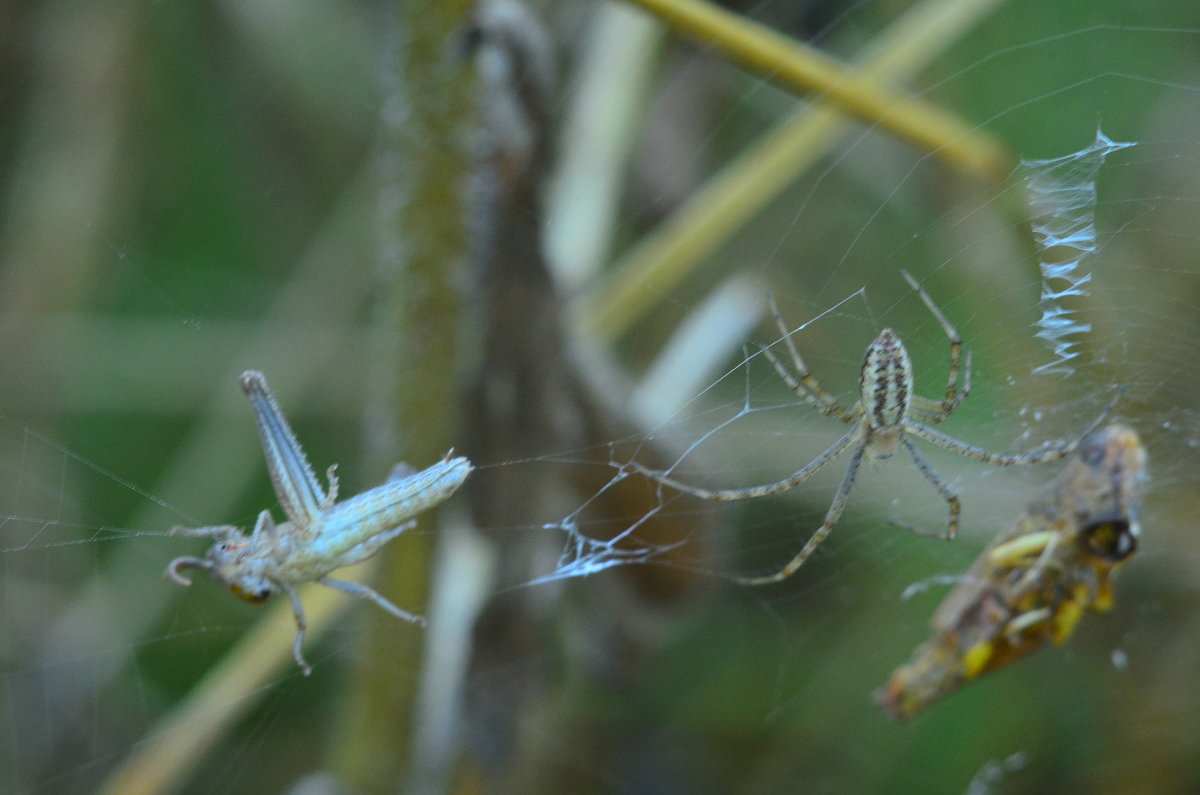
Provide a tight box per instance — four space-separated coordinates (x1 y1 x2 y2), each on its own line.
633 270 1116 585
166 371 472 675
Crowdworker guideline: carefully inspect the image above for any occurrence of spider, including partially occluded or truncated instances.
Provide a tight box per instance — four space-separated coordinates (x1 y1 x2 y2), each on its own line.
632 270 1116 585
166 371 472 674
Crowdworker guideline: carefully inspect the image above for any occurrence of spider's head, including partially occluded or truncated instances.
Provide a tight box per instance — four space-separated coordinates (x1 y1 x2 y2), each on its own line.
165 542 276 603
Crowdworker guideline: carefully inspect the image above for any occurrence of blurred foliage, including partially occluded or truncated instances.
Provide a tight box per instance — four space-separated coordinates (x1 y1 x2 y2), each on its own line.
1 0 1198 793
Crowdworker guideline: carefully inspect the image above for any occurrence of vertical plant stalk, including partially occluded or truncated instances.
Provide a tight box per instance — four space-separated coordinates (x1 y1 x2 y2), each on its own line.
406 4 712 789
330 0 478 788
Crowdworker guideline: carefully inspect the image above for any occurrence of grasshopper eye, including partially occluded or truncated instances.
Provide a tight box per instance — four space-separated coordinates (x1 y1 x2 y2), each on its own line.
230 583 273 603
1080 518 1137 562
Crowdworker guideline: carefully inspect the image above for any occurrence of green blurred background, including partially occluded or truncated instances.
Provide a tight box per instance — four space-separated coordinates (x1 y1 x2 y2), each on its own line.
1 0 1197 792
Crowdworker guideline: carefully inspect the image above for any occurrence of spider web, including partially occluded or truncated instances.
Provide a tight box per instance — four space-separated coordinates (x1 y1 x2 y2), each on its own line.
538 128 1139 587
1023 129 1137 375
1 1 1199 793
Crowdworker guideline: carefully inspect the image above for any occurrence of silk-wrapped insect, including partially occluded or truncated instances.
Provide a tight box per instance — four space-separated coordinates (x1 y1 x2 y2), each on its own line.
877 423 1146 720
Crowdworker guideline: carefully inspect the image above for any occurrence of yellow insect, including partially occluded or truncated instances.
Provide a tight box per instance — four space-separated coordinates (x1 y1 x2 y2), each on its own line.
877 423 1146 721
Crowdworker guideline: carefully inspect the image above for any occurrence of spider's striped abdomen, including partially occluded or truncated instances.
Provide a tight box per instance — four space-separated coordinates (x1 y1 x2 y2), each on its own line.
860 328 912 431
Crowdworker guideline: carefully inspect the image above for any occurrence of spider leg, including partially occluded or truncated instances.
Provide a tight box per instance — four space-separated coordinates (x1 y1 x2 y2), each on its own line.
908 352 972 426
280 582 312 676
758 344 856 422
763 291 855 422
734 444 866 585
888 437 960 540
319 577 427 626
907 396 1115 466
907 400 948 425
900 270 970 421
632 426 861 502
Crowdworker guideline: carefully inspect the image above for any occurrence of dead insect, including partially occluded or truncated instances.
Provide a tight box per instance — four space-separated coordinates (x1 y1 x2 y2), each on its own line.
877 423 1146 720
166 371 471 674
